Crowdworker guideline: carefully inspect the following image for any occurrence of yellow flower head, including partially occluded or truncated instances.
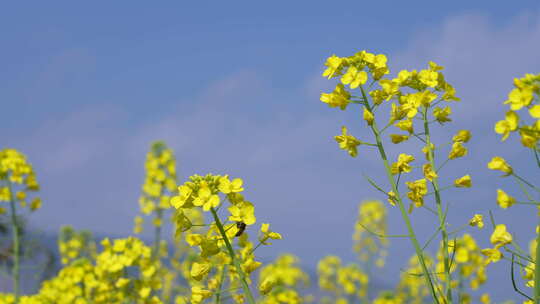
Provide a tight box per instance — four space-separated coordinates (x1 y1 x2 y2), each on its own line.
387 191 397 206
190 261 212 281
395 119 414 134
405 179 428 209
448 142 467 159
452 130 471 143
418 69 439 87
454 175 472 188
334 126 362 157
496 189 515 209
171 185 193 209
259 276 277 295
363 107 375 126
422 163 438 181
490 224 512 248
191 286 213 304
433 106 452 123
390 134 409 144
228 201 256 225
323 55 347 79
529 104 540 118
494 111 519 141
481 247 502 265
487 156 513 176
504 87 534 111
321 84 352 110
341 66 368 89
193 186 220 211
390 153 415 175
218 176 244 194
259 223 282 245
469 214 484 229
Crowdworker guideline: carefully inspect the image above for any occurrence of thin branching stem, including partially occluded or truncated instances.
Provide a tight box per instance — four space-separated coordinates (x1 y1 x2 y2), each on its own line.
422 106 453 303
360 86 442 304
512 254 534 301
210 207 256 304
8 181 21 304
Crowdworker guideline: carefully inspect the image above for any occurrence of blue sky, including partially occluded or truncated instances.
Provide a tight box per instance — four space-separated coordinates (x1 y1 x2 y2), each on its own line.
1 1 540 300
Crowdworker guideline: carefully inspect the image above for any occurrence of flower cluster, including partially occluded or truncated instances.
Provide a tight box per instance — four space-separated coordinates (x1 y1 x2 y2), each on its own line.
318 256 369 303
135 141 178 234
320 50 473 303
170 173 281 304
0 149 41 213
482 72 540 301
0 237 164 304
258 254 310 304
495 73 540 147
353 200 389 267
58 226 97 265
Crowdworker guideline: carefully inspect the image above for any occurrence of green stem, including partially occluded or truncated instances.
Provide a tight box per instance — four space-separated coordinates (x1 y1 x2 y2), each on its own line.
248 241 264 255
426 186 453 197
153 207 163 260
512 173 540 194
210 207 256 304
516 201 540 205
8 181 21 303
436 158 450 172
423 106 453 304
535 220 540 303
360 86 441 304
215 265 227 304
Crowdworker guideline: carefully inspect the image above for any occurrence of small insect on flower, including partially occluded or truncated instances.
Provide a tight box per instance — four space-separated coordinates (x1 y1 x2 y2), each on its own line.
235 221 247 237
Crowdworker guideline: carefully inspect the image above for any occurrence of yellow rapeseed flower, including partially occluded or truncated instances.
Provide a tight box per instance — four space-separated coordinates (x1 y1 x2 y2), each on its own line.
405 179 428 209
433 106 452 123
496 189 515 209
448 142 467 159
363 107 374 126
452 130 471 143
394 119 414 134
530 104 540 118
334 126 361 157
422 163 438 181
390 134 409 144
454 175 472 188
218 176 244 194
390 154 415 175
481 247 502 264
320 84 352 110
190 261 211 281
323 55 347 79
487 156 513 175
490 224 512 248
341 66 368 89
469 214 484 229
494 111 519 141
504 87 534 110
192 186 220 211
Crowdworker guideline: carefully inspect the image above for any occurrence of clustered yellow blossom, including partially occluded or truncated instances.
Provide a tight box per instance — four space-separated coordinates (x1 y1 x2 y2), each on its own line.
58 226 97 265
495 73 540 148
318 256 369 303
0 237 164 304
436 235 488 291
334 126 362 157
258 254 310 304
481 224 513 265
135 141 178 235
0 149 41 214
353 200 388 267
322 51 471 220
169 172 281 303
